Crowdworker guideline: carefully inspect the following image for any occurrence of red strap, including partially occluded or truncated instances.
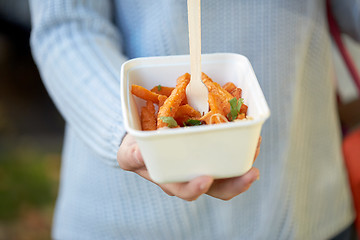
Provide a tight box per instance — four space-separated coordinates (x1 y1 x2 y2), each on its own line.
326 0 360 94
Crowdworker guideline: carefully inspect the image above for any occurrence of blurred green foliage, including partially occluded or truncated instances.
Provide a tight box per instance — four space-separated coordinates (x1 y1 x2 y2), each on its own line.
0 149 58 220
0 143 61 240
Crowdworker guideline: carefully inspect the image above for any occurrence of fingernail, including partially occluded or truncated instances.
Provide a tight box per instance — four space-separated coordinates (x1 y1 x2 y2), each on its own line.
199 178 212 191
134 150 143 165
200 182 208 191
200 179 212 191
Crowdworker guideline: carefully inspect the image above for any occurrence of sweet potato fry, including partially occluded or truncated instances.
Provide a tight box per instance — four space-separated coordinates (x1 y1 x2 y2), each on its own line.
157 73 190 128
174 104 201 126
151 85 188 105
237 113 246 120
151 86 174 97
203 73 233 99
141 101 157 131
230 88 242 99
131 85 166 104
175 104 201 119
202 73 233 115
200 93 228 124
235 103 248 120
181 96 188 105
131 72 249 130
223 82 237 93
207 92 224 116
158 95 167 108
223 81 242 99
240 103 248 115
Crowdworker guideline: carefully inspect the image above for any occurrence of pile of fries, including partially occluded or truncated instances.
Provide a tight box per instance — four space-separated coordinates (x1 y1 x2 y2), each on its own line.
131 73 248 131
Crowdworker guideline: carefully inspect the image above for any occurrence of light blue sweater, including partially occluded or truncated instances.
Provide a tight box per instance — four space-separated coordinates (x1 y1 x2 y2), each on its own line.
29 0 358 239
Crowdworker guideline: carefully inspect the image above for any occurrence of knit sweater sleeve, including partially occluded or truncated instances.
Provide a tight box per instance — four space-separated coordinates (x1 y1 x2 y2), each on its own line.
330 0 360 42
29 0 127 166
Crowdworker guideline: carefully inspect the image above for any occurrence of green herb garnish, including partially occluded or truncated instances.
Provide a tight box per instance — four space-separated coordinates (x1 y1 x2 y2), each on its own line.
227 97 244 121
159 116 178 128
157 85 162 91
185 119 202 126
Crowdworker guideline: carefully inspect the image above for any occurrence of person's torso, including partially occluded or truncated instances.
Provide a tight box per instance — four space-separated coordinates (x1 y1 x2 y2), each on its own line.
53 1 354 239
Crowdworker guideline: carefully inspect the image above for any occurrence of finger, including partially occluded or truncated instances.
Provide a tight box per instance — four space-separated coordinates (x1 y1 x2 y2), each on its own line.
162 176 214 201
253 136 262 163
135 168 175 196
206 167 259 201
137 169 213 199
117 134 145 171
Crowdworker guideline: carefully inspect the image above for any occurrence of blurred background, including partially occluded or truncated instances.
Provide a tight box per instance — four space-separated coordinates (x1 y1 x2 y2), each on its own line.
0 1 359 240
0 1 64 239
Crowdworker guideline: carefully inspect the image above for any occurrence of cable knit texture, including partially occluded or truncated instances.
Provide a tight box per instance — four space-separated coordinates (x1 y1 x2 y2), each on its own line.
29 0 357 239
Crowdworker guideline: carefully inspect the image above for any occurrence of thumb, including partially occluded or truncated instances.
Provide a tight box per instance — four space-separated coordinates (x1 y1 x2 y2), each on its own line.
117 134 145 171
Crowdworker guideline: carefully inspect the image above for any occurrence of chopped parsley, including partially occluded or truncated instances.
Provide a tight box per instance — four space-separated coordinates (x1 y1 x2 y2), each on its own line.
157 84 162 91
184 119 202 126
227 97 244 121
159 116 178 128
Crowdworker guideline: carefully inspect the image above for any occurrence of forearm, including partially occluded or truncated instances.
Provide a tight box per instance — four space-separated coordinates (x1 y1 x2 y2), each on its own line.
30 0 127 165
330 0 360 41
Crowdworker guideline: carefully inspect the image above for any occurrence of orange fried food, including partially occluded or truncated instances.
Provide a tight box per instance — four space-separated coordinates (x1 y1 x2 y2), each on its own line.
151 86 174 97
203 73 233 98
131 85 166 104
222 82 237 93
223 82 242 99
202 73 233 116
235 103 248 120
158 95 167 108
230 88 242 99
157 73 190 128
200 93 228 124
151 85 188 105
240 103 248 115
132 72 249 131
237 113 246 120
141 101 157 131
207 92 224 116
174 104 201 126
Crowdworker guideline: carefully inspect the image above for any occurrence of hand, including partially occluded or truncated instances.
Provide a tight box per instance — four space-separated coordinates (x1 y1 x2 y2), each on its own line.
117 134 261 201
